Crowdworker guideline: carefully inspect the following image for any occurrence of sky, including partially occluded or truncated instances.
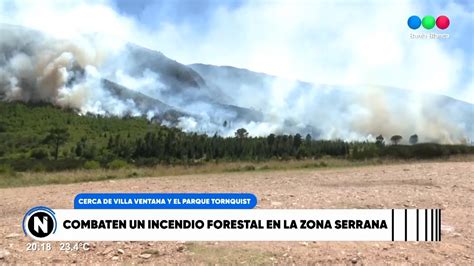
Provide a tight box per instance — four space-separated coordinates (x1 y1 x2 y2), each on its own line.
109 0 473 103
0 0 473 103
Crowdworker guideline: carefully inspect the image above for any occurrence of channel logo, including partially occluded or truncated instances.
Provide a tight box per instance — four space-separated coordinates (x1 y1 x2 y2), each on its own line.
408 15 450 30
22 206 57 239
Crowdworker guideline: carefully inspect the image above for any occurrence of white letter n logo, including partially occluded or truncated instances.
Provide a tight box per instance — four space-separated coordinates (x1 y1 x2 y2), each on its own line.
34 216 48 233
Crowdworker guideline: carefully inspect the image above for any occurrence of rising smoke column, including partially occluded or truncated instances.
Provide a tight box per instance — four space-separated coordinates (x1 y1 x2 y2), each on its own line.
0 25 143 116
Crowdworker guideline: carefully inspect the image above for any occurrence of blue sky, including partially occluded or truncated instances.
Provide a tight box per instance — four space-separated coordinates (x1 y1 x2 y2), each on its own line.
112 0 243 29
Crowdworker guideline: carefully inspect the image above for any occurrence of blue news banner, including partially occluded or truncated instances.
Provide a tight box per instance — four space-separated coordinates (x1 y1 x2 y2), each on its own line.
74 193 257 209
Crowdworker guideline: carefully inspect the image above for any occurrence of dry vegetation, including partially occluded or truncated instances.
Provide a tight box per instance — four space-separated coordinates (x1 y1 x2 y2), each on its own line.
2 155 473 188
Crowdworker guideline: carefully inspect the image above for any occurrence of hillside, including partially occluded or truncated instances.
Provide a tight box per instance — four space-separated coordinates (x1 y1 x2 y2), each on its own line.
190 64 474 142
0 24 262 129
0 24 472 142
0 101 473 174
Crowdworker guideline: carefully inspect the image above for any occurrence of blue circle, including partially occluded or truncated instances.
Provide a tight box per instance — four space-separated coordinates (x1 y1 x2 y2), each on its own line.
407 15 421 30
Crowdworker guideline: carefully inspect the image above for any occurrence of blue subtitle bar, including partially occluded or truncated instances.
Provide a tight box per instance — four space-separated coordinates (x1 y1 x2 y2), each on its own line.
74 193 257 209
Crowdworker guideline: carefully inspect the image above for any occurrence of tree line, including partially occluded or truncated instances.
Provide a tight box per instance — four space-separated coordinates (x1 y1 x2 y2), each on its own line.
0 102 472 172
34 127 474 165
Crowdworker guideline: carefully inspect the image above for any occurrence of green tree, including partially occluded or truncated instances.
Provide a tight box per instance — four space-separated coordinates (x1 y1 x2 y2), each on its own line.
30 148 49 159
375 134 385 147
44 127 70 160
235 128 249 139
293 133 302 150
390 135 403 145
75 137 87 157
267 134 275 146
409 134 418 145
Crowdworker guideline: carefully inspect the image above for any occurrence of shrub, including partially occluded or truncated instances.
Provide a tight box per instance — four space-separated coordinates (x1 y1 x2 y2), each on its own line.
83 160 101 170
30 148 49 159
243 165 256 171
107 159 129 170
32 163 46 172
82 145 98 160
127 171 139 178
411 143 448 159
381 145 413 159
133 158 160 167
0 164 16 176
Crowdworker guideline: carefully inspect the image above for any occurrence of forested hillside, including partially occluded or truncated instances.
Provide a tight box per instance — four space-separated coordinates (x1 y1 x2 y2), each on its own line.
0 102 472 172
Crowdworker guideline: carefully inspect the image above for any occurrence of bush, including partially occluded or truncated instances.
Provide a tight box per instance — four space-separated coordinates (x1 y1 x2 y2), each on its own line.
3 159 84 172
32 163 46 172
127 171 139 178
31 148 49 159
83 160 101 170
411 143 448 159
107 159 129 170
381 145 414 159
133 158 160 167
0 164 16 176
243 165 256 171
82 145 98 160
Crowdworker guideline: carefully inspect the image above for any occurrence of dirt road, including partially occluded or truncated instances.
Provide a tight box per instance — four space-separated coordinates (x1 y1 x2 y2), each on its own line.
1 162 473 264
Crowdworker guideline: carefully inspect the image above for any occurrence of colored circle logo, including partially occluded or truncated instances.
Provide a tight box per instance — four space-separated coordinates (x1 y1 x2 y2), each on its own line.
422 16 436 29
436 15 450 30
407 15 421 29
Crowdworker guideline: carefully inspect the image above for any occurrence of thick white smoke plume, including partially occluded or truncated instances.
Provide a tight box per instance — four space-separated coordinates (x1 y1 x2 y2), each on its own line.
0 25 143 116
0 0 472 144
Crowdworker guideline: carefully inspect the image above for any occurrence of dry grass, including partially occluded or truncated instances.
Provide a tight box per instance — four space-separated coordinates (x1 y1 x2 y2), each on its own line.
1 155 473 188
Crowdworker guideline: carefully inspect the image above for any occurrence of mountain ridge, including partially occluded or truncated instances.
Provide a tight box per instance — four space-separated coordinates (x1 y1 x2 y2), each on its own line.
0 24 472 142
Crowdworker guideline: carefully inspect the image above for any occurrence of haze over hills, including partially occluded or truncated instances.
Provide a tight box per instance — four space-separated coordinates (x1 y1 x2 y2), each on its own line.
190 63 474 143
0 24 472 143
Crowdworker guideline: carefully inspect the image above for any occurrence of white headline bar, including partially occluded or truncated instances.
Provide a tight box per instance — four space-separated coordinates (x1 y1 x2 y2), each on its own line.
23 209 441 241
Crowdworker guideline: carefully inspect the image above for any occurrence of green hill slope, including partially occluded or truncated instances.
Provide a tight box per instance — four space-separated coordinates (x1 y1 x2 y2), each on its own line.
0 102 472 173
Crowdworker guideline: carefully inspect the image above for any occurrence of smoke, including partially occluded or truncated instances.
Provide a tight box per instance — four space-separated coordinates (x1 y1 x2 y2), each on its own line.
350 87 468 143
0 24 152 117
0 0 472 144
190 64 471 143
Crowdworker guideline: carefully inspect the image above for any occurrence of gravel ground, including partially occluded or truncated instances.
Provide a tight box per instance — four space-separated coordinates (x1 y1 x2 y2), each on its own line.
0 161 473 264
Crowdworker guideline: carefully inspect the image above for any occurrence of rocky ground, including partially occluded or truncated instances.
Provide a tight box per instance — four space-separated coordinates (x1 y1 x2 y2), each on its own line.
0 161 473 264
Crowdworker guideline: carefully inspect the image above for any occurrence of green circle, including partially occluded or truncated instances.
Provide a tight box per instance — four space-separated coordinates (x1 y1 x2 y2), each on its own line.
422 16 436 29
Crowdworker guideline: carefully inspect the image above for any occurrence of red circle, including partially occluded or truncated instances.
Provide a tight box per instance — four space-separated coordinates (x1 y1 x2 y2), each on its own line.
436 15 450 30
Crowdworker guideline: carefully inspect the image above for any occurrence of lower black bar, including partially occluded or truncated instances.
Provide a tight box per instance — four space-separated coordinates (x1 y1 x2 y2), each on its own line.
404 209 407 241
416 209 419 241
437 209 440 241
391 209 394 241
431 209 434 241
439 209 442 242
